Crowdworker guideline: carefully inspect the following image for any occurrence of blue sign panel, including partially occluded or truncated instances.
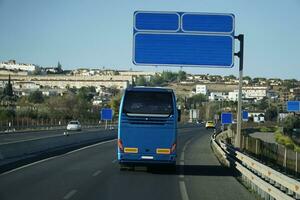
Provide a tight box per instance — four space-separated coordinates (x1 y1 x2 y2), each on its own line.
287 101 300 112
221 112 233 124
182 13 234 33
242 111 249 121
135 12 179 31
101 108 113 120
134 33 233 67
133 11 235 68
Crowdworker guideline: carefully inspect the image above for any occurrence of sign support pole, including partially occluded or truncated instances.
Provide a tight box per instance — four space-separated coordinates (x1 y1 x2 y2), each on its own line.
234 34 244 149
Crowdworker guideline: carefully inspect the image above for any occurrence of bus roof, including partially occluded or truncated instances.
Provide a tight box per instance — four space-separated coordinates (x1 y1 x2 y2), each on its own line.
126 87 174 93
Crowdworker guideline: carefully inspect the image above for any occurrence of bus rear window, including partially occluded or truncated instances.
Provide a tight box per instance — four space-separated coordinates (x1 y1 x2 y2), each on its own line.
123 91 173 115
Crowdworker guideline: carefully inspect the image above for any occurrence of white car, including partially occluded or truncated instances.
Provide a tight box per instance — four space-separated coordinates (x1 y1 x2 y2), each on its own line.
66 120 82 131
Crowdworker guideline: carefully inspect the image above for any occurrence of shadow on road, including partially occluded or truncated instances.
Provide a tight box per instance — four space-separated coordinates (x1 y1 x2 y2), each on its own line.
149 164 235 177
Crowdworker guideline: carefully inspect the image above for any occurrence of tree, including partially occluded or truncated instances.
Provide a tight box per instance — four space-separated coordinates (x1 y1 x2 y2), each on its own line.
161 71 177 82
3 75 13 97
78 86 96 101
186 94 207 109
178 70 187 81
257 97 269 110
283 116 300 135
149 74 164 86
57 61 63 73
28 91 44 104
265 106 278 121
136 76 147 86
243 76 252 81
109 95 122 119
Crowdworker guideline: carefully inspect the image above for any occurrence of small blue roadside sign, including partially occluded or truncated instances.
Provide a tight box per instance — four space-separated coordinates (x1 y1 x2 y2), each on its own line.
133 11 235 68
101 108 113 121
287 101 300 112
221 112 233 124
242 111 249 121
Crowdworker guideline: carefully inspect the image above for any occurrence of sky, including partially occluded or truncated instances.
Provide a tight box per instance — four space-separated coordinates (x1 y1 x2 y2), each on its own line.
0 0 299 79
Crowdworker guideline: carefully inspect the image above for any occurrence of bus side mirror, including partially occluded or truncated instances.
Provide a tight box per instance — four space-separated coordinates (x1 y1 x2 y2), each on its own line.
177 109 181 122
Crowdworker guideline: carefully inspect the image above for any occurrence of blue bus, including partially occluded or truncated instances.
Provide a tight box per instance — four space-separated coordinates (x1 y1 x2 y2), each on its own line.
117 87 180 170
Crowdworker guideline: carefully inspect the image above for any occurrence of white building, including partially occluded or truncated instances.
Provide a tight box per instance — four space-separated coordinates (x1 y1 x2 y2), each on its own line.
209 92 227 101
228 90 239 101
242 86 268 100
0 60 39 72
196 85 207 95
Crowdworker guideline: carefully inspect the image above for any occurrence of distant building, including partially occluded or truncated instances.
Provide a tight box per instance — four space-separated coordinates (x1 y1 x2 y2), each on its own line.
291 87 300 101
209 92 227 101
228 90 239 102
242 86 268 100
0 60 39 72
195 85 207 95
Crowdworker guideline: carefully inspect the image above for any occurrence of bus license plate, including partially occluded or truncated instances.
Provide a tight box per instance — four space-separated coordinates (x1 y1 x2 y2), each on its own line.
141 156 154 160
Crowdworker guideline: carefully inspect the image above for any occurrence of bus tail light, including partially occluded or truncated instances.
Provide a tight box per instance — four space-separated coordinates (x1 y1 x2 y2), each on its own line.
171 143 176 153
118 139 124 152
156 148 171 154
124 147 138 153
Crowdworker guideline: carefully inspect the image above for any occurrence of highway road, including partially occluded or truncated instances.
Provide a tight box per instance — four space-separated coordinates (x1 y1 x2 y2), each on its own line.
0 127 114 145
0 126 255 200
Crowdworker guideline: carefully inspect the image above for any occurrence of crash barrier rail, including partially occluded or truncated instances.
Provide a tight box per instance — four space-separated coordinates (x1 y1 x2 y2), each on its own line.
211 134 300 200
221 129 300 178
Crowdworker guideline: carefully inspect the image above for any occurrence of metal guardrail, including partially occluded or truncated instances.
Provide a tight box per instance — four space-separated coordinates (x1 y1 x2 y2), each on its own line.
211 134 300 200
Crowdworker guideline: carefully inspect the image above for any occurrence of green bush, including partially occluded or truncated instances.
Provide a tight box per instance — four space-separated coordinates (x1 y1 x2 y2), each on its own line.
275 129 300 151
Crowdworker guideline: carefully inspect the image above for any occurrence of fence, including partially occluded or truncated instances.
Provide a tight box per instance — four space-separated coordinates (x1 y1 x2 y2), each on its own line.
0 118 116 132
225 129 300 178
241 135 300 178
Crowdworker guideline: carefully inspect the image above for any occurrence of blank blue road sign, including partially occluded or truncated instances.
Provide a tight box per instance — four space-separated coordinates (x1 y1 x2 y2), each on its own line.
242 111 249 121
134 12 180 31
101 108 113 120
133 33 234 67
182 13 234 33
133 11 235 68
287 101 300 112
221 112 233 124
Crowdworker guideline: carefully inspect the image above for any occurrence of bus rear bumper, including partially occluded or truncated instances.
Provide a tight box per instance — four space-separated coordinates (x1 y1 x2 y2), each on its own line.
118 153 176 165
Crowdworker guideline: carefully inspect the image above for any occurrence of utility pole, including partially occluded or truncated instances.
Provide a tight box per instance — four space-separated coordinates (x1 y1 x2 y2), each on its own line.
234 34 244 149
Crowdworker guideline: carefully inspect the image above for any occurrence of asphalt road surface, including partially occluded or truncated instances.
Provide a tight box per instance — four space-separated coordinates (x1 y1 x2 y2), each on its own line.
0 127 114 145
0 126 255 200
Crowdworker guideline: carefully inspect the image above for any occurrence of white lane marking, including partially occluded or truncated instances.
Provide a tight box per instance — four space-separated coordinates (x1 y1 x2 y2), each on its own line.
179 181 189 200
180 152 184 161
63 189 77 199
0 155 60 176
92 170 102 177
0 134 63 145
112 159 117 163
0 139 117 176
65 139 117 155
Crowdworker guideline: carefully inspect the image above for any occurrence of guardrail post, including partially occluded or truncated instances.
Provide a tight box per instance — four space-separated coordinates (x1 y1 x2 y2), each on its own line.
255 139 258 155
296 151 298 174
283 147 287 168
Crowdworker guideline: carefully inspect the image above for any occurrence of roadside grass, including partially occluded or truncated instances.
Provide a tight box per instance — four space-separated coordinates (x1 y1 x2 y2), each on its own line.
274 129 300 152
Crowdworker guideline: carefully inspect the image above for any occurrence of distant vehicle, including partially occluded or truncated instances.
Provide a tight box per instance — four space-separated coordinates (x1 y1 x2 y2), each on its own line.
205 121 215 129
118 87 179 170
196 120 204 125
66 120 82 131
